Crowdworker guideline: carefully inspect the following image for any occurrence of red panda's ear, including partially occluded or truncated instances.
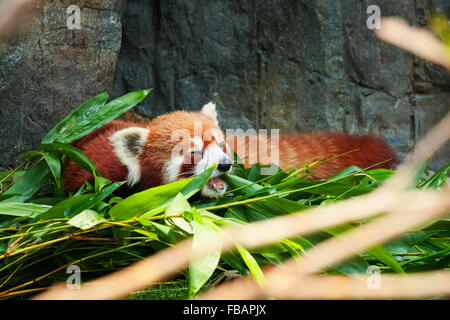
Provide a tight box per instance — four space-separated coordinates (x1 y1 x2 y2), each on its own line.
201 101 218 124
109 127 149 187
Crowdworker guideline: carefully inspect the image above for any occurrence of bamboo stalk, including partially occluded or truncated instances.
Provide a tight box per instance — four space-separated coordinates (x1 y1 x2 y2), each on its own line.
0 240 151 298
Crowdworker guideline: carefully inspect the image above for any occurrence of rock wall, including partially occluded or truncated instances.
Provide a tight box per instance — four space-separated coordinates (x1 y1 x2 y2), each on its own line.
0 0 125 170
1 0 449 171
112 0 450 171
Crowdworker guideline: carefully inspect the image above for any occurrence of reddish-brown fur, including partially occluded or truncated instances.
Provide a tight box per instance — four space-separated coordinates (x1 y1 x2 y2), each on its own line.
63 111 396 192
63 120 146 192
63 111 222 192
227 132 396 179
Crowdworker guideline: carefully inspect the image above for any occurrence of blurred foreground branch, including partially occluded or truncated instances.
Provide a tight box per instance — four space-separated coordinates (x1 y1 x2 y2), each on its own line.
0 0 34 40
375 17 450 71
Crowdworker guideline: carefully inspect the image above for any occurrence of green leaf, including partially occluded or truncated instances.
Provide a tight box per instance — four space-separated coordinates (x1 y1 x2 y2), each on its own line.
366 245 405 274
420 161 450 189
22 150 43 161
247 163 262 182
42 152 63 194
41 92 109 144
266 167 288 185
224 207 249 223
188 221 222 297
411 160 430 188
223 173 265 195
41 89 151 145
40 182 124 219
111 178 194 221
0 202 52 217
400 249 450 269
235 243 266 286
384 232 436 253
166 193 194 234
423 219 450 237
132 228 160 241
328 165 363 181
1 159 50 203
191 208 204 225
330 256 370 275
222 252 249 276
253 197 309 215
166 193 192 216
285 179 374 198
137 165 216 221
280 238 306 257
359 168 395 186
246 208 276 222
68 209 106 230
40 142 111 192
179 164 217 199
141 221 182 244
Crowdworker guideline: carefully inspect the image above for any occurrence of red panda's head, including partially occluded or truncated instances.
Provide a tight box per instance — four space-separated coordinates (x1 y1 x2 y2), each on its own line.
109 102 233 198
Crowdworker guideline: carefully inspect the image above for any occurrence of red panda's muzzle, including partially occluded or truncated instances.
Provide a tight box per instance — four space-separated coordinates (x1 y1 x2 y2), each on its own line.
208 176 225 190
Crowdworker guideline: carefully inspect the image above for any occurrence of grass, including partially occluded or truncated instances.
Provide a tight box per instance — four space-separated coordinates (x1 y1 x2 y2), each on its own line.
128 281 189 300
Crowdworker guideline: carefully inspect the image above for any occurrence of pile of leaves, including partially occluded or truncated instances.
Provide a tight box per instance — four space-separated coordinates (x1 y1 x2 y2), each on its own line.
0 90 449 300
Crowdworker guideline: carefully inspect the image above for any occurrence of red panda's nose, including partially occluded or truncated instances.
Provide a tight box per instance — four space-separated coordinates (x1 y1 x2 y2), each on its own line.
217 163 231 172
217 158 232 172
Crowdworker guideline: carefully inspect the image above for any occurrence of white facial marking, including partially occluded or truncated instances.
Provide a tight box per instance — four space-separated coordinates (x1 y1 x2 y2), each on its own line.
109 127 149 187
165 155 185 183
196 142 230 177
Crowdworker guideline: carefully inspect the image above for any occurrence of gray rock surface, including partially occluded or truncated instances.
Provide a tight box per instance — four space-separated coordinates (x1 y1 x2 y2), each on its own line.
112 0 450 171
0 0 125 170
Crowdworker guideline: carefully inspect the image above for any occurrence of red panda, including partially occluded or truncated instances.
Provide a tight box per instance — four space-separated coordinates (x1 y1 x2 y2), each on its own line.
62 102 396 197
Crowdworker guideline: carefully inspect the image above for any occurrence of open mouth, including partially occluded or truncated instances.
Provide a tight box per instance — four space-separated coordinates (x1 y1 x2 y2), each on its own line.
207 176 225 191
201 175 228 198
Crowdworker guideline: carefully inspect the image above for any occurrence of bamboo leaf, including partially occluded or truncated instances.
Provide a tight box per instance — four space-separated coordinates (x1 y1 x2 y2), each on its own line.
40 142 111 192
166 193 192 216
1 160 50 203
41 89 151 145
223 173 265 195
40 182 124 219
0 202 52 217
166 193 194 234
111 178 194 221
188 221 222 297
41 152 63 194
247 163 261 182
420 161 450 189
68 209 106 230
137 165 216 221
235 243 266 286
41 92 109 144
